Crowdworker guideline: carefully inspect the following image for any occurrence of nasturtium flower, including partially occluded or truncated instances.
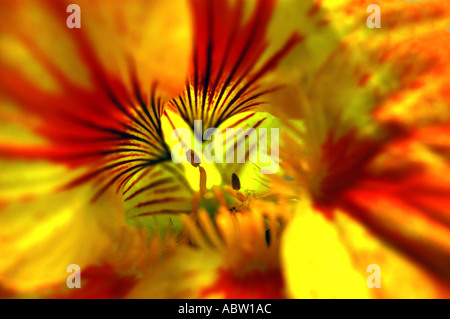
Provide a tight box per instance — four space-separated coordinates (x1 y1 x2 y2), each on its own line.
1 0 450 299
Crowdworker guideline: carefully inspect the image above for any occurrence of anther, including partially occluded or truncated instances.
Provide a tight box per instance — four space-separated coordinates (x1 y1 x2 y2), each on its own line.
186 149 201 168
231 173 241 191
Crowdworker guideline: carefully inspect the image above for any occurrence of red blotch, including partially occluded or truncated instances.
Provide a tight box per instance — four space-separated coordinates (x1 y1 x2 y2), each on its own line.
200 268 285 299
51 264 137 299
308 0 322 17
358 74 372 87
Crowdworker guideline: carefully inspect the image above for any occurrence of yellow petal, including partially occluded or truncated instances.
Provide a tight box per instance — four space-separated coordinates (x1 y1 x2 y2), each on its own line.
0 186 140 293
281 202 369 298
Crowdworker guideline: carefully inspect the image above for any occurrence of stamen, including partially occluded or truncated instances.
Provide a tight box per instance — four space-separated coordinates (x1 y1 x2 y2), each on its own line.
199 166 207 197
